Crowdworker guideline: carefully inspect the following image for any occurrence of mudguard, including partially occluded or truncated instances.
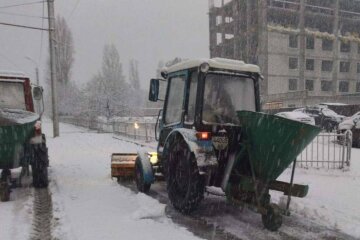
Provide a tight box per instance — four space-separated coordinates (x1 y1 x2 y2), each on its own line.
163 128 217 173
136 149 155 184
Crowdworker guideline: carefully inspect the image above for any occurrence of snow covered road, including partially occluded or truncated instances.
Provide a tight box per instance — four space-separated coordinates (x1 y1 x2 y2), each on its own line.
1 120 359 239
46 121 202 240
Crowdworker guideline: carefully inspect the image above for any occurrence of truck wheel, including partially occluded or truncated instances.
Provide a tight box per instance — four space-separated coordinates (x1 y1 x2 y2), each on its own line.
32 144 49 188
262 203 283 231
0 170 11 202
135 158 151 193
166 137 204 214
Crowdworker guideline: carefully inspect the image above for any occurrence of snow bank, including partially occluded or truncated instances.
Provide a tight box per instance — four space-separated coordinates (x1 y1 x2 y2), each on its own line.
45 120 201 240
273 148 360 238
131 193 166 220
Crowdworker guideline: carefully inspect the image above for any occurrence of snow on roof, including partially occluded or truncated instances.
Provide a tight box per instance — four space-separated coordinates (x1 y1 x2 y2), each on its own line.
319 102 348 106
0 70 27 79
276 111 311 119
164 58 261 74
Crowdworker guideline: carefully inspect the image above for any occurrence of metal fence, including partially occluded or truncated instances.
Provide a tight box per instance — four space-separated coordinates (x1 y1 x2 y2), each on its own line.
112 121 157 142
296 130 352 169
60 116 157 142
60 116 352 169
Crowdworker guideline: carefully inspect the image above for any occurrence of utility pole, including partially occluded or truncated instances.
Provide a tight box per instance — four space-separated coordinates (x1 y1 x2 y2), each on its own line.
47 0 59 137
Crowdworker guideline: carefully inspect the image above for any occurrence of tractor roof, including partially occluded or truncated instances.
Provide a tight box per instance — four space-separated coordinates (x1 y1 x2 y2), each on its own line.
165 58 261 74
0 70 28 81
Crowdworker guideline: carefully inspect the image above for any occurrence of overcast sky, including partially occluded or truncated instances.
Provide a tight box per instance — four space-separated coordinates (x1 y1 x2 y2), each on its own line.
0 0 209 89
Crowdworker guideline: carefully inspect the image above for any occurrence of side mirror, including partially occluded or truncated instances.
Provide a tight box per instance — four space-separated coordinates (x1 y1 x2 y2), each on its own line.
32 86 43 100
149 79 160 102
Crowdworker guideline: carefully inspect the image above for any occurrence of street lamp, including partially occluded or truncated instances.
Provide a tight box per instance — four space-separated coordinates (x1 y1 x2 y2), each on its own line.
134 122 139 140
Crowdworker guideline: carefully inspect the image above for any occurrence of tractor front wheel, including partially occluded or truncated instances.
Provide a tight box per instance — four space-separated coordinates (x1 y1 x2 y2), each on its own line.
261 203 283 231
135 158 151 193
166 137 204 214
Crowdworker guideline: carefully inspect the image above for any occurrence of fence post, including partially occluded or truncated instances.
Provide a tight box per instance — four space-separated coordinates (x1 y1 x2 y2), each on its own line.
145 123 149 142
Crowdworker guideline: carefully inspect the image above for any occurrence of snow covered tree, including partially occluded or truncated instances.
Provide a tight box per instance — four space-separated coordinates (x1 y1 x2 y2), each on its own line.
129 59 140 90
85 44 132 119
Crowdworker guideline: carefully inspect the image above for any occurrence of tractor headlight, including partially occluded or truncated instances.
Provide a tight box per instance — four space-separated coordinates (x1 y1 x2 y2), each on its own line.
200 62 210 73
148 152 158 165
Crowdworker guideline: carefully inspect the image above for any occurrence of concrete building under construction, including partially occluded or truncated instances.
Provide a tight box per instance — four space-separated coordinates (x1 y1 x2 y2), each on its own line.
209 0 360 109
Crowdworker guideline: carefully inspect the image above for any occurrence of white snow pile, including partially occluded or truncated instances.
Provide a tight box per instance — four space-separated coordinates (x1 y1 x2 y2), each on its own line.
131 193 166 220
273 149 360 238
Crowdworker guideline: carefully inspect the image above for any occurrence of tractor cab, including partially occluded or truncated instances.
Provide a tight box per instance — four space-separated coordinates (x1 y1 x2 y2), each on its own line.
149 58 261 182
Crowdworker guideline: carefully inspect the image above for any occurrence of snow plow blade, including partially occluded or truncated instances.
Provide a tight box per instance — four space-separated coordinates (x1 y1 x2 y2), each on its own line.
111 153 137 179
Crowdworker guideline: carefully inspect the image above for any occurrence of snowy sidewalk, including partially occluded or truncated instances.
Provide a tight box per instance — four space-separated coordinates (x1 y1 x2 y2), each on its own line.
46 121 201 240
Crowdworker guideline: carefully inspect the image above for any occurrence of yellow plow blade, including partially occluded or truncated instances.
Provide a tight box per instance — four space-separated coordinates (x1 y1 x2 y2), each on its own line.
111 153 137 179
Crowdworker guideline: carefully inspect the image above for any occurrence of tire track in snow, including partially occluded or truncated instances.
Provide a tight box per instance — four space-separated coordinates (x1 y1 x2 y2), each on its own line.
120 181 356 240
29 188 53 240
121 181 243 240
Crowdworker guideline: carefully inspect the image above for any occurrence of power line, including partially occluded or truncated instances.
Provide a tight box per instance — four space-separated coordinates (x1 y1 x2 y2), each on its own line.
0 11 48 19
0 1 46 9
68 0 80 20
0 21 49 31
38 1 45 64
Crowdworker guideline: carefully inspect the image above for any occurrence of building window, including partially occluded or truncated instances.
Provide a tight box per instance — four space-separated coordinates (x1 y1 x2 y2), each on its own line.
357 63 360 73
340 41 351 52
321 60 333 72
306 36 315 49
216 16 222 26
289 57 298 69
306 59 315 71
289 35 298 48
321 80 332 91
306 79 314 91
322 39 333 51
216 33 222 45
289 78 298 91
356 82 360 92
339 61 350 73
339 81 349 93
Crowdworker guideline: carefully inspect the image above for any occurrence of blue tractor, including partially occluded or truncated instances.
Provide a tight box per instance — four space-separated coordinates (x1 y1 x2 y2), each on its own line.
114 58 320 231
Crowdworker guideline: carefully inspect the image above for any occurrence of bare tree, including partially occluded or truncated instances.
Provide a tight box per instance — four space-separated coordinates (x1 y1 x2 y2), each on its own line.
55 15 74 86
129 59 140 90
45 15 76 116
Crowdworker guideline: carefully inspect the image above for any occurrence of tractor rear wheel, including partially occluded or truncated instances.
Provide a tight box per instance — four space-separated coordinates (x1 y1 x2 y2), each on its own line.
135 158 151 193
261 203 283 231
166 137 204 214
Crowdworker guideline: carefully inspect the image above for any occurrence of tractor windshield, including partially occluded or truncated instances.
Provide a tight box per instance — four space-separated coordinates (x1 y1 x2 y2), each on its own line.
0 81 26 110
202 73 255 125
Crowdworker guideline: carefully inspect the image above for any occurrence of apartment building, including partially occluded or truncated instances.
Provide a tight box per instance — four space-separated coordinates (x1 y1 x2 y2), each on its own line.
209 0 360 108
